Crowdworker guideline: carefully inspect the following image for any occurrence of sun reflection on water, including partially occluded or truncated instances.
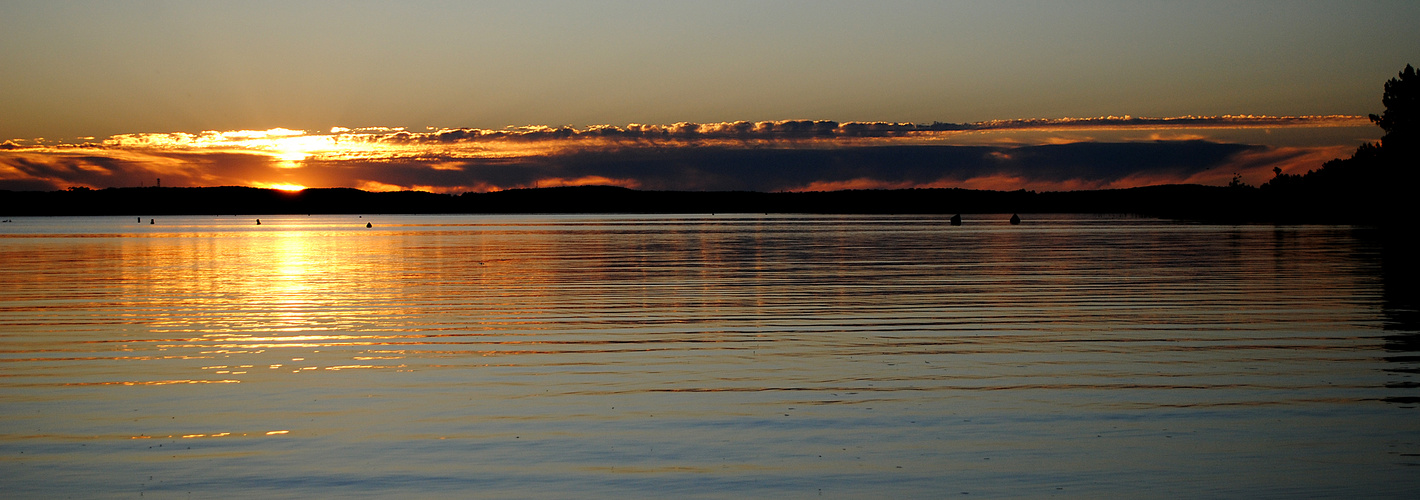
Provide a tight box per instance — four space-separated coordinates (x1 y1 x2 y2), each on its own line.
2 214 1415 498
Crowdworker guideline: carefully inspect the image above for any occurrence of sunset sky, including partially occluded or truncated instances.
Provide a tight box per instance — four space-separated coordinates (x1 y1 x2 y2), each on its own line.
3 1 1418 193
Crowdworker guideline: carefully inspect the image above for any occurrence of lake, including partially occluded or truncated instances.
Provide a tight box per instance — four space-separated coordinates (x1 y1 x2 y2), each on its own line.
1 213 1416 498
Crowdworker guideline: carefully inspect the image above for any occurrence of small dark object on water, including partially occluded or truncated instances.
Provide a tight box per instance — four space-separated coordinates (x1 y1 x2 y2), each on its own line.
149 218 154 225
137 217 141 223
256 219 261 225
366 222 372 228
950 214 962 226
1009 214 1021 225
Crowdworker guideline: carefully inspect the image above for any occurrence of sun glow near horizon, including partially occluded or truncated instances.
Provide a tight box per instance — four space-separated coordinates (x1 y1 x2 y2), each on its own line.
0 116 1380 194
257 183 308 192
270 184 307 192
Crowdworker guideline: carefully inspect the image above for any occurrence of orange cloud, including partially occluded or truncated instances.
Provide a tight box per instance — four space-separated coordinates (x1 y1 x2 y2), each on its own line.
968 114 1368 131
949 175 1115 192
1197 145 1358 186
1 117 1378 193
519 176 642 190
785 178 927 192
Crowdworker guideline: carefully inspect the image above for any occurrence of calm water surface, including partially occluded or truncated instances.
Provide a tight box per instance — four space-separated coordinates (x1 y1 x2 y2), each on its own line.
1 214 1416 498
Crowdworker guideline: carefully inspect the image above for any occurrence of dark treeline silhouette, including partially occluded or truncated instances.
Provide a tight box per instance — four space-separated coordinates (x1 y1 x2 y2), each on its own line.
0 184 1261 220
1258 64 1417 225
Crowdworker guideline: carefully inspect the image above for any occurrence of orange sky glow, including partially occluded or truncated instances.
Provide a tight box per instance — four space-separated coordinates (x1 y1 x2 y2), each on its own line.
0 116 1377 194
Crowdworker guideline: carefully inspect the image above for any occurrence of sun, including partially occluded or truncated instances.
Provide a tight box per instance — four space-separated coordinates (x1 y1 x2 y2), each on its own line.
266 183 307 192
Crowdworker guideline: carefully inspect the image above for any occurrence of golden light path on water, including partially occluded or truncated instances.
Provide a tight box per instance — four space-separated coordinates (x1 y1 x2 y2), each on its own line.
0 214 1416 498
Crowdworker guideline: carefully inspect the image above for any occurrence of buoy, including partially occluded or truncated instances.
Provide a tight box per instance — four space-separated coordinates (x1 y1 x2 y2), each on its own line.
366 222 372 228
256 219 261 225
950 214 962 226
1009 214 1021 225
149 219 154 224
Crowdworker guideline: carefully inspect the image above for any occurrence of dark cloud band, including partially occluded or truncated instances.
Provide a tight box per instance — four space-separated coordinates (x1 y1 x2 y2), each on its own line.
0 115 1366 193
4 141 1262 193
370 115 1363 144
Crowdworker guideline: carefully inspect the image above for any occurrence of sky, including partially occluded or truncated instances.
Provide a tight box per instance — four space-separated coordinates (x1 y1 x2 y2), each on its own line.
2 1 1418 193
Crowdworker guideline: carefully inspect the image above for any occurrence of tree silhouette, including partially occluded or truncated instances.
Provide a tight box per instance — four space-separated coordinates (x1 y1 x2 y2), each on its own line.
1370 64 1419 153
1259 65 1416 223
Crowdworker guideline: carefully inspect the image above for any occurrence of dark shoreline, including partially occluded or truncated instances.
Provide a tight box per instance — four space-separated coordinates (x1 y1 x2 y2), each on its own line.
0 184 1253 218
0 183 1389 226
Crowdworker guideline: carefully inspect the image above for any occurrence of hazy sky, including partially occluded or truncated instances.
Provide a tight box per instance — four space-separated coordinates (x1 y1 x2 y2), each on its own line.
5 0 1417 139
2 1 1417 192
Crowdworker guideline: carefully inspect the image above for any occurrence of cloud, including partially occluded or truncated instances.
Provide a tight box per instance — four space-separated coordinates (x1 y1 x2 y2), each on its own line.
0 116 1373 193
219 141 1258 193
965 114 1367 131
1201 145 1358 186
347 115 1367 145
0 149 287 191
